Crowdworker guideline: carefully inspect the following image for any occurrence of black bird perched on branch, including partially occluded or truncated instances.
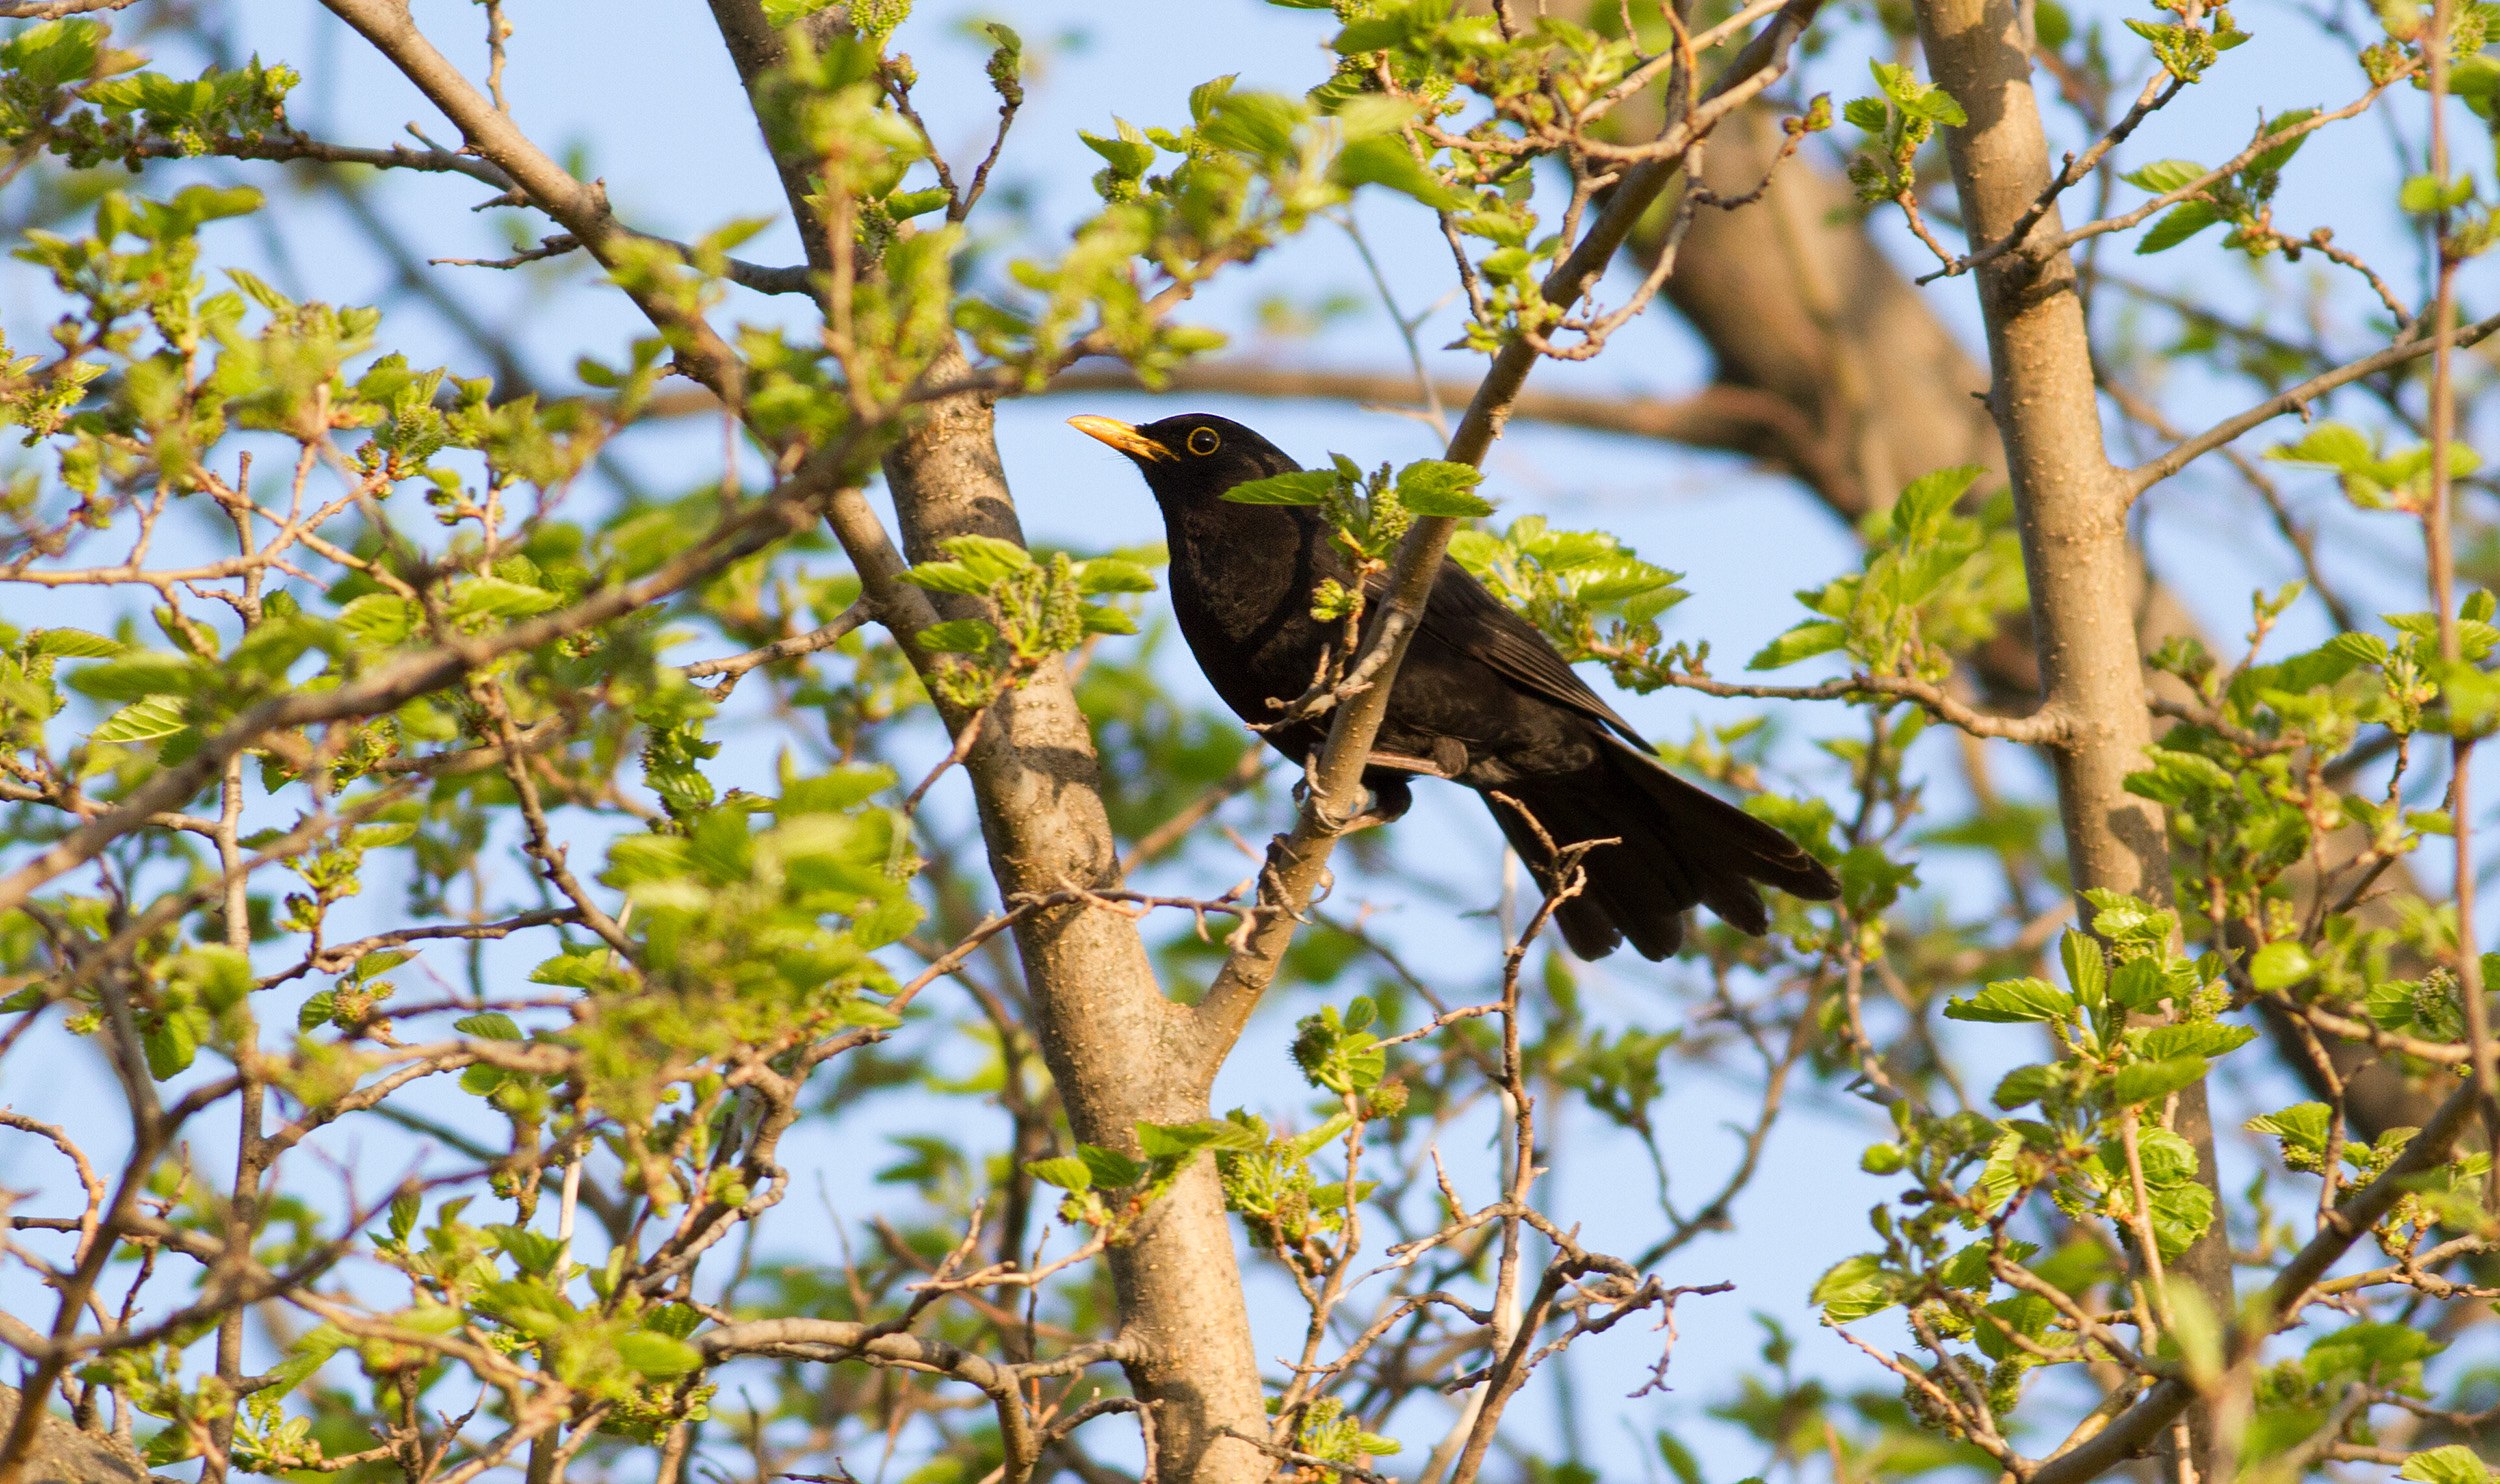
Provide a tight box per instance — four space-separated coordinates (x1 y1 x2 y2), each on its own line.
1071 411 1839 960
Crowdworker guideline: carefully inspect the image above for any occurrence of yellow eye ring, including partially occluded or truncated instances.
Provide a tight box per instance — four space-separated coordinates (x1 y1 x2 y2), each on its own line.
1186 427 1221 456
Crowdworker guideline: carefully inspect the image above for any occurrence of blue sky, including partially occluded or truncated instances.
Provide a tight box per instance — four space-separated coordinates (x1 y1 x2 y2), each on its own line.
1 0 2488 1478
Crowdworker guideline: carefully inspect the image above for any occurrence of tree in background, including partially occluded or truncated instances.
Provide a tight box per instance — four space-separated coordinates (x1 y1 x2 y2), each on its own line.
0 1 2491 1483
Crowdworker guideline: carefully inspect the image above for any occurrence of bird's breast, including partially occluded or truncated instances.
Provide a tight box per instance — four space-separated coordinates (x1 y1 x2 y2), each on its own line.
1158 505 1341 729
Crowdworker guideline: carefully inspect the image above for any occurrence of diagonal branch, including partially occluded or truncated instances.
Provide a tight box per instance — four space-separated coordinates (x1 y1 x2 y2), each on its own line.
316 0 763 396
2126 307 2500 500
2023 1076 2484 1484
1186 0 1827 1072
0 458 853 918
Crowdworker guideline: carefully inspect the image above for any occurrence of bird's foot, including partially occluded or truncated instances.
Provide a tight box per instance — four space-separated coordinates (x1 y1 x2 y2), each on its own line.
1294 749 1437 833
1355 771 1414 827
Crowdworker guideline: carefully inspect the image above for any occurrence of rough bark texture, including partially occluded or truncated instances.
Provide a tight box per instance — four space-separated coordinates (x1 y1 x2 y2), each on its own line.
1661 110 2448 1141
0 1389 166 1484
703 0 836 278
880 347 1270 1484
1906 2 2232 1479
696 4 1273 1472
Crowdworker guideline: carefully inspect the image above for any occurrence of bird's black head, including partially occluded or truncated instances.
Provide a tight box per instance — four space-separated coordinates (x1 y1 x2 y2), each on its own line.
1068 412 1301 510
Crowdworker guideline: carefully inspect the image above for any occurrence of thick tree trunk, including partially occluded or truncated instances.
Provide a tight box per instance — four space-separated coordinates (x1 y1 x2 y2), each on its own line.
0 1388 165 1484
879 349 1271 1484
699 7 1274 1474
1663 109 2448 1144
1905 3 2232 1480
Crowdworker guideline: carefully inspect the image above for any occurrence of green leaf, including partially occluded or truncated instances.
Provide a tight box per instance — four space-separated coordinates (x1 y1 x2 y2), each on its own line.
31 628 122 658
144 1012 199 1079
91 694 187 745
2061 930 2107 1009
1026 1157 1093 1191
451 577 560 620
4 20 110 91
2110 1054 2208 1105
1335 134 1464 208
903 562 988 595
2400 173 2476 215
1943 978 2076 1023
1080 126 1156 179
2400 1446 2496 1484
1396 459 1493 518
69 651 192 701
1198 90 1308 162
336 594 417 646
1974 1293 2058 1361
884 187 950 221
2268 422 2375 472
2139 1022 2257 1059
2248 940 2315 990
1938 1237 2037 1289
1656 1432 1705 1484
1747 620 1848 671
1074 557 1158 595
916 619 997 654
1223 470 1337 505
2121 159 2206 192
1137 1117 1263 1158
2244 107 2317 178
2324 631 2392 668
489 1224 566 1275
2147 1179 2214 1259
1811 1253 1901 1322
1868 60 1966 125
1841 95 1890 133
2245 1101 2331 1152
2137 200 2222 253
938 536 1034 580
614 1331 703 1379
1993 1063 2059 1109
454 1012 522 1041
2307 1322 2442 1385
2107 955 2172 1011
835 1000 903 1030
1188 73 1239 124
1076 1145 1145 1189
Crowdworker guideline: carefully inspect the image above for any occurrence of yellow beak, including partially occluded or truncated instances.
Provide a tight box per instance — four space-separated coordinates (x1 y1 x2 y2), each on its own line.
1068 414 1174 463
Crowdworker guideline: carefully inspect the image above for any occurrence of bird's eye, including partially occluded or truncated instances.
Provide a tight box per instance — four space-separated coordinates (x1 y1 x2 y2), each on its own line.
1186 427 1221 456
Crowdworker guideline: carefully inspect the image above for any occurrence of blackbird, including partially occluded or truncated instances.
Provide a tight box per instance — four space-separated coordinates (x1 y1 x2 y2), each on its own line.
1071 411 1839 960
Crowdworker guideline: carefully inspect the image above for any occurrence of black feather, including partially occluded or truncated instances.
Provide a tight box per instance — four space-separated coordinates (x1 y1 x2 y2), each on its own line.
1079 411 1841 960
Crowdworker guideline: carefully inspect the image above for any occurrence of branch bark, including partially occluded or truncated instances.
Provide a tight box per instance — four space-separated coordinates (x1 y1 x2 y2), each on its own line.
692 6 1269 1476
1042 106 2458 1148
1189 0 1826 1065
1907 4 2231 1481
0 1388 169 1484
878 344 1271 1484
2025 1077 2485 1484
1651 106 2447 1143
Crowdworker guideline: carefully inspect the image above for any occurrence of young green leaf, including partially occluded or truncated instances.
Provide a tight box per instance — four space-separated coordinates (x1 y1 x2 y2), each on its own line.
1943 978 2076 1023
1223 470 1337 505
1395 460 1493 518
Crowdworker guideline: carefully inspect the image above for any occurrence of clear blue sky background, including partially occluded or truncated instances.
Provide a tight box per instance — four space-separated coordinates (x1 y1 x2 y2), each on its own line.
0 0 2483 1478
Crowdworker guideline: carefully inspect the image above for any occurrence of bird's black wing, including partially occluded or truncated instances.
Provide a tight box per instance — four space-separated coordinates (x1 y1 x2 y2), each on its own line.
1366 563 1650 748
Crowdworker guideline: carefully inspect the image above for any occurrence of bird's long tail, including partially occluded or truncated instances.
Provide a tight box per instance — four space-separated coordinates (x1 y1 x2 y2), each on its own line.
1482 737 1839 960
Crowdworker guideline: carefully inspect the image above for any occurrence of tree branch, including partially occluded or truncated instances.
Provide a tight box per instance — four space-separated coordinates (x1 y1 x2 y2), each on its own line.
2023 1077 2484 1484
2126 307 2500 500
1187 0 1827 1068
316 0 765 394
0 458 851 917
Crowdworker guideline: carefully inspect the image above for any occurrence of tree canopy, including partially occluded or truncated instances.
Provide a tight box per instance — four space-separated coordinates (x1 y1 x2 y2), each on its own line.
0 2 2494 1484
